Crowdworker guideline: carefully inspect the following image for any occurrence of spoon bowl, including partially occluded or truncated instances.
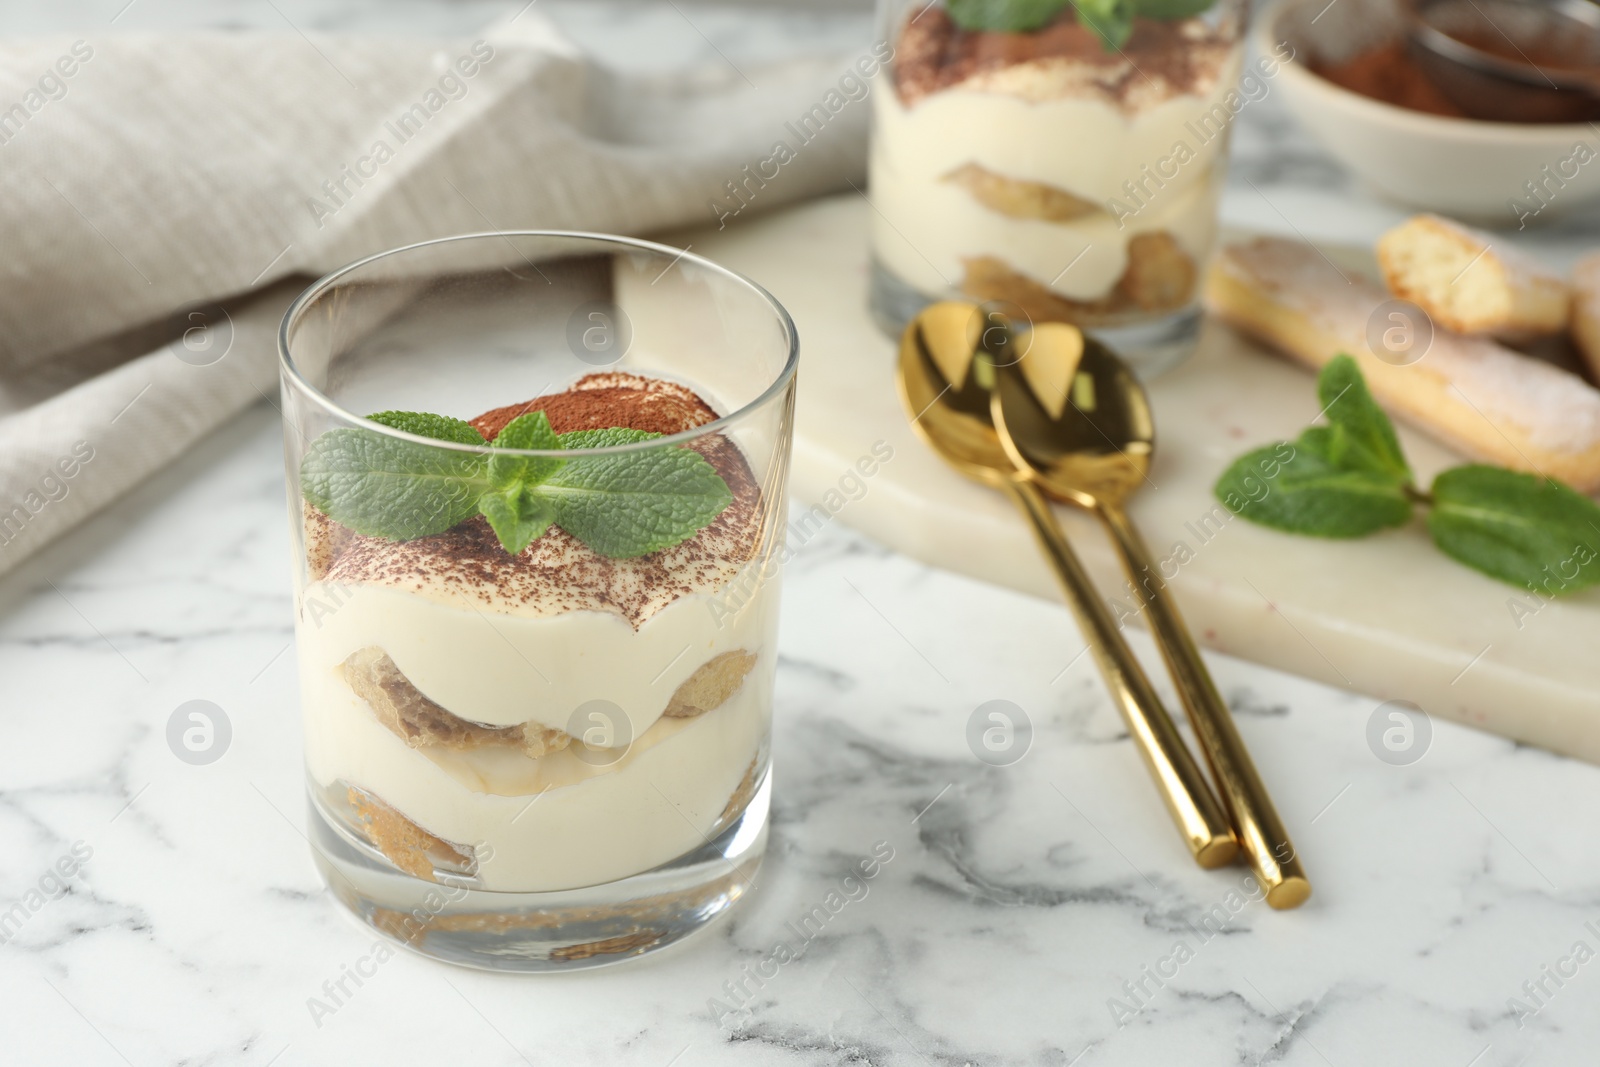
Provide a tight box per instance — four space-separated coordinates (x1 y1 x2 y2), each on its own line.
994 327 1154 510
896 302 1016 486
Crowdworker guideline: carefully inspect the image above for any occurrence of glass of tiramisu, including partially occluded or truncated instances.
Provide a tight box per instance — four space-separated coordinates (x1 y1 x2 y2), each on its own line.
278 233 796 970
869 0 1251 376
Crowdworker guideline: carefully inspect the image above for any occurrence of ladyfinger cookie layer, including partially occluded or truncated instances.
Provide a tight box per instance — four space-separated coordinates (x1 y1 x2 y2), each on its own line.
1206 237 1600 492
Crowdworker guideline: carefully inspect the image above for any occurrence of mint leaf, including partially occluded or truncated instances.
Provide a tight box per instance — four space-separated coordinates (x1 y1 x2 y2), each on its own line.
489 411 565 490
556 427 659 450
1215 442 1412 538
1428 466 1600 592
1293 425 1337 462
1295 422 1396 480
1071 0 1134 49
477 486 555 555
1317 355 1411 482
541 442 733 558
946 0 1070 32
301 428 490 540
1133 0 1216 17
367 411 486 446
492 411 562 451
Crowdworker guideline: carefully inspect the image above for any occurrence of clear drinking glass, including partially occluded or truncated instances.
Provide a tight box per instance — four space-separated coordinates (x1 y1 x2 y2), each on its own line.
868 0 1247 377
278 233 796 970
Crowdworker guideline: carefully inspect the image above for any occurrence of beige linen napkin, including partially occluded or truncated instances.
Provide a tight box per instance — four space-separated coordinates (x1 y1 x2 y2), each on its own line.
0 15 870 576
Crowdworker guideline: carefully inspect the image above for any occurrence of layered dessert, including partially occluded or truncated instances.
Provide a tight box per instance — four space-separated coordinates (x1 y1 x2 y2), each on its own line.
295 372 778 893
870 2 1242 328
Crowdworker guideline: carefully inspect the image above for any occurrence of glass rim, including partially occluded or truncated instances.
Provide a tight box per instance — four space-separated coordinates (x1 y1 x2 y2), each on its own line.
277 230 800 458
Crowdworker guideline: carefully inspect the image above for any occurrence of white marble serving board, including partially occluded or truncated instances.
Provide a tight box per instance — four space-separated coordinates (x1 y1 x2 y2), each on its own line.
665 195 1600 764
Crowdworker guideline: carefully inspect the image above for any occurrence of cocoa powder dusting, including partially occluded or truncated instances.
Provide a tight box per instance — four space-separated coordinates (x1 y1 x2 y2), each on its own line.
894 8 1230 107
471 372 721 440
307 373 766 629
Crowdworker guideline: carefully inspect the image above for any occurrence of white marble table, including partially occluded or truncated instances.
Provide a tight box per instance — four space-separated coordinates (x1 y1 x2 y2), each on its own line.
6 2 1600 1065
11 394 1600 1067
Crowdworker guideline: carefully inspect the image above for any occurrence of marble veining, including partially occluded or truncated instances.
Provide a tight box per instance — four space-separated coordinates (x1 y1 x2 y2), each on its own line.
3 1 1600 1064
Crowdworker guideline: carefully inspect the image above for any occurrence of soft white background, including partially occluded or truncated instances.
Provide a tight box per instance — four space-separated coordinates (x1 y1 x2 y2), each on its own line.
2 2 1599 1065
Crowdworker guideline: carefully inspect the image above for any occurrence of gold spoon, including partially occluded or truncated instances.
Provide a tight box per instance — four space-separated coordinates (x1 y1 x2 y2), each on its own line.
990 318 1311 910
897 302 1238 870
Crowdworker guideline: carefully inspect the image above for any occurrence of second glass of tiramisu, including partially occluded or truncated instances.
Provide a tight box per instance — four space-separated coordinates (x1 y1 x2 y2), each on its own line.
279 233 796 970
869 0 1252 376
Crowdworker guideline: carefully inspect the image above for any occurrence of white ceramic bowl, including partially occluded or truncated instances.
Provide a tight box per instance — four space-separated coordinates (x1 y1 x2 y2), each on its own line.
1258 0 1600 224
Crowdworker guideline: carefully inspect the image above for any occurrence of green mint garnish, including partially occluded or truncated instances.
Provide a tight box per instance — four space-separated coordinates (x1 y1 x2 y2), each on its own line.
475 412 565 554
538 428 734 558
476 486 557 555
488 412 564 483
301 427 492 541
1070 0 1133 49
1130 0 1217 19
946 0 1071 32
942 0 1217 51
300 410 734 559
1429 466 1600 592
1214 442 1413 539
366 411 487 446
1215 355 1600 593
555 427 658 450
1311 356 1411 481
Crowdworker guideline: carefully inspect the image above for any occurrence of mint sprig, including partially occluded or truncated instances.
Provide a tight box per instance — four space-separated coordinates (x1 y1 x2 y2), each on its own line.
942 0 1217 51
301 410 734 559
946 0 1071 32
1215 355 1600 594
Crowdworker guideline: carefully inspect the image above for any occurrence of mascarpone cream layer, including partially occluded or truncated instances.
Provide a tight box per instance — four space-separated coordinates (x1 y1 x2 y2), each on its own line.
297 573 777 736
303 655 768 892
869 52 1241 300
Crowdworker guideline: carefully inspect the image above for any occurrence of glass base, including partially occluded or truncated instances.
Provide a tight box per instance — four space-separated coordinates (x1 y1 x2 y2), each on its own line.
1085 307 1204 381
307 771 769 972
868 258 1202 381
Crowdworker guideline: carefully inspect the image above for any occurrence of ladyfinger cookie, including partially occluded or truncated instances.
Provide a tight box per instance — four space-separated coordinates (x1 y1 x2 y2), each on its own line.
1376 214 1569 338
1570 252 1600 383
1205 237 1600 492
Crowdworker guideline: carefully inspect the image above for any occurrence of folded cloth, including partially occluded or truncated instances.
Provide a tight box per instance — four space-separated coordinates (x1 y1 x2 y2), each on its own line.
0 14 869 576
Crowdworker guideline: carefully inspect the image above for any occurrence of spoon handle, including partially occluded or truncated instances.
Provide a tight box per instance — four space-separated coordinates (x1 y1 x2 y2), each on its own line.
1000 478 1237 870
1095 502 1311 910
